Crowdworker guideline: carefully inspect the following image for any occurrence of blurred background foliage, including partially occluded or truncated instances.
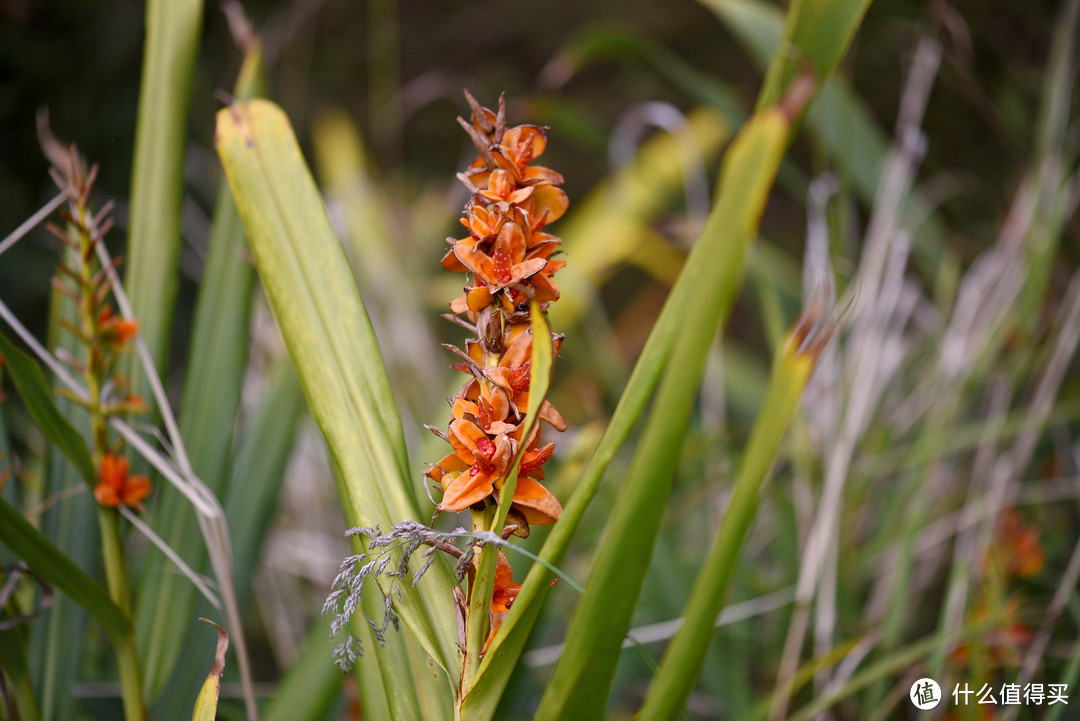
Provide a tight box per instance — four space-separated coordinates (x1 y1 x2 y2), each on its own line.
2 0 1079 719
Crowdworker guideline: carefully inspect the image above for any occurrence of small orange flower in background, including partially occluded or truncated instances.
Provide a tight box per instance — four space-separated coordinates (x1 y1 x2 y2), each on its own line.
94 452 151 512
96 306 139 346
994 509 1045 579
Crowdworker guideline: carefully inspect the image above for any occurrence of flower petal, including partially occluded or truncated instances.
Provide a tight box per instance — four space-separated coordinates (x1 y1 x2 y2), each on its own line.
511 476 562 525
530 186 569 225
439 467 494 512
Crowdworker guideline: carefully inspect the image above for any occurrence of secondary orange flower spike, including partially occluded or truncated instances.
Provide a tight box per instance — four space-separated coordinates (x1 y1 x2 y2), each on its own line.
95 452 151 512
426 92 569 654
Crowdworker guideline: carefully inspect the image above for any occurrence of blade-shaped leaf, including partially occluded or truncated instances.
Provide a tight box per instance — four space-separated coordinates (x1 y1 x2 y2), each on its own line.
136 39 267 702
753 0 872 114
0 331 94 486
0 498 127 644
215 99 460 680
532 94 796 721
122 0 204 392
637 329 816 719
469 3 873 713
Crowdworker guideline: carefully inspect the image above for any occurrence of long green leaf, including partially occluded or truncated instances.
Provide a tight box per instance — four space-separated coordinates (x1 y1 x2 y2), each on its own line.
753 0 872 113
532 93 795 721
472 0 872 712
123 0 204 394
0 498 128 644
0 331 94 486
136 40 267 703
215 99 460 680
637 329 815 719
550 106 731 330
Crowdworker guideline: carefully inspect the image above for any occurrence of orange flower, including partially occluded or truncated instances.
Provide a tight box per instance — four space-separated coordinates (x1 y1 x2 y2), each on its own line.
995 509 1045 578
97 306 138 345
94 452 151 512
482 552 522 656
427 419 513 513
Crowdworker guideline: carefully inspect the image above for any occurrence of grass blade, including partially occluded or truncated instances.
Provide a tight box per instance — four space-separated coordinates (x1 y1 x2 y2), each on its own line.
0 498 127 644
753 0 872 114
215 99 460 679
532 91 799 721
636 325 817 720
136 39 267 702
0 331 94 487
122 0 204 391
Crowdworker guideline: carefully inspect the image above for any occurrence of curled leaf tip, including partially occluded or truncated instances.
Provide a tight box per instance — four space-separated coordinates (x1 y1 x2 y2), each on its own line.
198 618 230 678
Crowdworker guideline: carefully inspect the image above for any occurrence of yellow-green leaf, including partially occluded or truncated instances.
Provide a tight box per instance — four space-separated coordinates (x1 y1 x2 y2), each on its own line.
190 619 228 721
214 99 460 681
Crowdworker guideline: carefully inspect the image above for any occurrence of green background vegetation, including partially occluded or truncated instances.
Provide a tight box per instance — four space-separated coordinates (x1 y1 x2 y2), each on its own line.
1 0 1079 719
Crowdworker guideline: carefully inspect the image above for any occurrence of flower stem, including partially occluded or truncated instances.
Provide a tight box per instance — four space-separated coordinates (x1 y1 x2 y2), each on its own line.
71 182 147 720
98 506 147 720
461 505 496 695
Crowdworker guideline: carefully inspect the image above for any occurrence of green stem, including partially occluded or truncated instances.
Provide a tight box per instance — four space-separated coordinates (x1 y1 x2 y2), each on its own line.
636 336 814 720
74 194 146 720
460 505 496 697
99 506 146 720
